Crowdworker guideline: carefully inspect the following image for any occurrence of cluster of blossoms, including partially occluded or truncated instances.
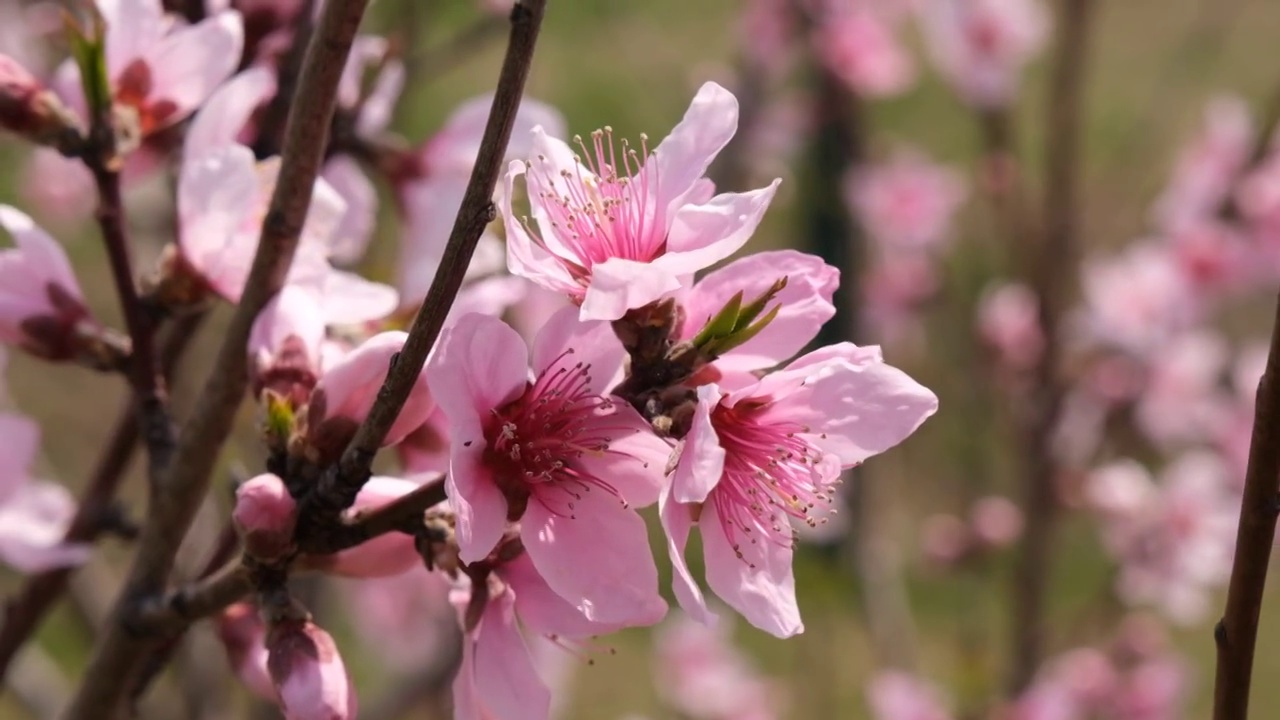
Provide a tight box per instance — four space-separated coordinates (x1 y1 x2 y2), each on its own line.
0 0 942 717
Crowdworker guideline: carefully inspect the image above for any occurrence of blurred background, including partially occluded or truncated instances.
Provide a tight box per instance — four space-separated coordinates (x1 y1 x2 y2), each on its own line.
5 0 1280 718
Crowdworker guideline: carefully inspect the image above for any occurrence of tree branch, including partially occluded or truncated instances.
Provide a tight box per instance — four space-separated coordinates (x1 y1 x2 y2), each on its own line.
1212 296 1280 718
61 0 371 714
132 564 254 636
1009 0 1095 693
306 0 549 516
0 311 205 685
300 476 447 554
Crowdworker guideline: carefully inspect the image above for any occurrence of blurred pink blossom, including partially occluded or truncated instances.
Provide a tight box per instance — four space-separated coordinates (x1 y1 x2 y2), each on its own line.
848 150 968 251
863 250 940 344
216 602 275 701
970 495 1023 548
428 308 669 625
0 205 97 362
814 5 916 98
918 0 1051 108
867 670 953 720
977 281 1043 371
1165 221 1252 298
1077 243 1199 355
1133 331 1231 448
342 567 453 668
654 612 783 720
663 343 937 637
1085 453 1237 624
504 82 780 321
1154 96 1252 234
0 411 89 572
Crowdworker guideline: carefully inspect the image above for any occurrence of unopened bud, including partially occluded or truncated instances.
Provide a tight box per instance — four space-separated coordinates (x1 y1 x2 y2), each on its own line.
233 473 297 561
216 603 275 700
0 55 83 152
267 618 357 720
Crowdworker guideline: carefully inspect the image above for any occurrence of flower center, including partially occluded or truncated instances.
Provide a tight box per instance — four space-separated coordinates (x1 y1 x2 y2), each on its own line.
484 350 627 519
527 128 666 276
708 400 837 566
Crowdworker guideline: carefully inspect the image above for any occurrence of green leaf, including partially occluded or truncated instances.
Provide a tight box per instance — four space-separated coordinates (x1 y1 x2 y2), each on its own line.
690 290 744 347
65 8 111 118
734 276 788 331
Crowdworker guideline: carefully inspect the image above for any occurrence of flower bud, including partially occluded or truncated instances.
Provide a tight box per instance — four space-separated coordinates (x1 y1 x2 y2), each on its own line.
305 332 434 463
216 603 275 700
267 618 357 720
233 473 297 562
0 54 82 151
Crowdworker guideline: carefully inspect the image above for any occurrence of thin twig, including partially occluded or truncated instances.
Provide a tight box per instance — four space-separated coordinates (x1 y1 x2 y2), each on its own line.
307 0 549 517
0 311 205 685
300 476 447 554
61 0 371 714
132 564 254 636
1212 301 1280 717
1009 0 1095 693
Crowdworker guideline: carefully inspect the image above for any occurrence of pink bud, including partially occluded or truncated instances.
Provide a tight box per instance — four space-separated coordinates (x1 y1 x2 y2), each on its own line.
233 473 297 561
306 332 434 462
969 495 1023 548
0 205 95 360
216 603 275 700
267 618 357 720
0 54 79 147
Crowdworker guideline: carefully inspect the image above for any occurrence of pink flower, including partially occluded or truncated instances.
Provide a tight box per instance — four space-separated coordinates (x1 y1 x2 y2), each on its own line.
862 250 940 345
1133 331 1231 448
654 612 783 720
0 205 96 361
0 412 90 572
1155 96 1252 234
867 671 954 720
814 6 916 98
341 567 453 668
306 332 435 459
248 282 327 406
266 617 356 720
662 343 937 636
428 307 670 625
305 476 423 578
216 602 275 701
848 149 968 252
452 553 630 720
504 82 781 321
1077 243 1199 355
397 95 564 306
21 148 95 227
233 473 297 562
1165 221 1252 298
676 250 839 373
919 0 1050 108
977 281 1043 371
1085 454 1237 624
62 0 244 135
970 495 1023 548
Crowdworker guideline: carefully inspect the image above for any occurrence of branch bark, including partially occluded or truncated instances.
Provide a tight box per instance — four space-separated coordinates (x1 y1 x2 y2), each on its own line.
61 0 370 714
0 311 205 684
307 0 549 515
1009 0 1095 693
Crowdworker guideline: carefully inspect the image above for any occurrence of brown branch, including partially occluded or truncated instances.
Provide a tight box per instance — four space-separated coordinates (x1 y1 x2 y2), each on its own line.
1008 0 1095 693
299 476 447 554
132 564 254 636
61 0 371 714
0 311 205 685
307 0 549 517
1212 308 1280 716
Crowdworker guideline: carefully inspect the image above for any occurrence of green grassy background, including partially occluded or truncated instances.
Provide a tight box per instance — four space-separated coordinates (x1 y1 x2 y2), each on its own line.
5 0 1280 717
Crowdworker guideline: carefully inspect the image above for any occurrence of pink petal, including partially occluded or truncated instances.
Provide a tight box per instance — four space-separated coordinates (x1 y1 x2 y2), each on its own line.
321 156 377 265
248 284 326 373
580 257 682 322
444 274 528 328
185 66 276 157
682 250 838 371
0 205 82 303
312 477 422 577
504 553 624 639
662 180 781 269
177 145 261 301
100 0 166 77
522 491 667 626
0 413 39 505
530 306 626 395
427 313 530 440
651 82 740 213
470 591 551 720
657 488 717 627
319 269 398 326
356 58 404 137
572 403 671 509
446 444 510 564
671 384 725 504
0 481 90 573
701 500 802 638
143 11 245 130
398 173 465 301
430 96 566 173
